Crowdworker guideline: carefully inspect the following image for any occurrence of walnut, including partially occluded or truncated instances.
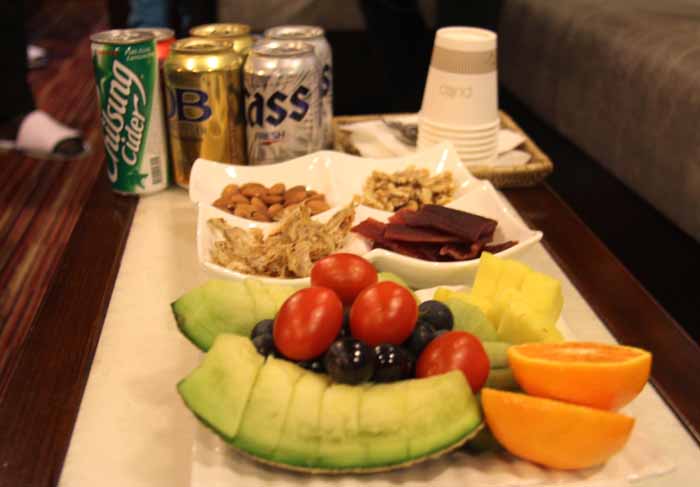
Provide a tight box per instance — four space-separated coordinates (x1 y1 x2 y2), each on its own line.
359 166 455 211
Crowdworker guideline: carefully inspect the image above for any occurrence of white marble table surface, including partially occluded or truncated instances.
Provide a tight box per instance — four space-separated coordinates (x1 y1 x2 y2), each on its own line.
58 188 700 487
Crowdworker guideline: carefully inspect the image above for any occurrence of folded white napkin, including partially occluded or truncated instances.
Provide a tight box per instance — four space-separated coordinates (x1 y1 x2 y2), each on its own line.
341 115 530 167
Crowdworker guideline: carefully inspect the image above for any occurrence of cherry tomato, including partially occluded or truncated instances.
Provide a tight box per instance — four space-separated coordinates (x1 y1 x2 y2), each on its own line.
416 331 490 393
350 281 417 346
274 287 343 360
310 253 378 306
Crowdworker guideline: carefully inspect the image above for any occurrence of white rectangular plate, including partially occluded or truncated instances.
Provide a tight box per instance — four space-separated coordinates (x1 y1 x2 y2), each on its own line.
188 287 674 487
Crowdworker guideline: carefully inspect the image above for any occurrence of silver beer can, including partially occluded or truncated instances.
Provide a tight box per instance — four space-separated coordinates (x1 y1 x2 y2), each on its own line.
243 40 323 165
264 25 333 148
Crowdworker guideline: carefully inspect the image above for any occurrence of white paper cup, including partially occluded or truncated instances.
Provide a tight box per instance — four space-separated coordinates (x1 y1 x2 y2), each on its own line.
419 27 498 127
419 124 499 141
418 136 498 154
420 116 500 133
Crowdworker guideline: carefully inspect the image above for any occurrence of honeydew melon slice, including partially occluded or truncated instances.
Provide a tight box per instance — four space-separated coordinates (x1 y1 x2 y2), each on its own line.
274 371 330 467
444 297 498 342
405 370 481 459
318 384 367 468
234 356 304 457
244 278 277 323
177 334 263 441
359 381 408 467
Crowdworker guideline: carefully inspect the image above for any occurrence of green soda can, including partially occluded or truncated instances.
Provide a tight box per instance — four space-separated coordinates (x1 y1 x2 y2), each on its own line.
91 29 169 194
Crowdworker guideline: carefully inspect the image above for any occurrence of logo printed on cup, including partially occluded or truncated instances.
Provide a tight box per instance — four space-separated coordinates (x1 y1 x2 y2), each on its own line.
439 84 472 99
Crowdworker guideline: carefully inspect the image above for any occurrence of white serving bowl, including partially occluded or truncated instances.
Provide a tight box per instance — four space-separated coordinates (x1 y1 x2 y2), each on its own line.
189 142 542 289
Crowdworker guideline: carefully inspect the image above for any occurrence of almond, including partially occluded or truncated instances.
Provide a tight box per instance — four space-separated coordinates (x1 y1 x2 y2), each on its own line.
261 193 284 205
251 211 271 222
307 199 330 214
269 183 286 195
268 203 284 219
234 203 255 218
241 182 267 198
222 184 239 198
213 197 228 209
284 186 307 205
227 193 250 205
250 196 267 212
305 193 326 203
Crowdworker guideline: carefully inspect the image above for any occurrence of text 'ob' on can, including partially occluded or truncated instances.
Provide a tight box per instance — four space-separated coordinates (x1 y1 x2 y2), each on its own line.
91 29 169 195
244 40 323 165
164 38 247 188
265 25 333 148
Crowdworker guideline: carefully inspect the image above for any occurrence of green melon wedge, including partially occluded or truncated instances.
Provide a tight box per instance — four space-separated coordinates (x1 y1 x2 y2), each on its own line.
172 280 255 350
318 384 367 468
358 381 408 467
274 371 331 467
234 356 304 457
405 370 482 459
177 334 263 441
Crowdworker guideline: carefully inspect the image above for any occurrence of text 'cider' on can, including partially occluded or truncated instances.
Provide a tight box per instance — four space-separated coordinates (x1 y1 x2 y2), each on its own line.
243 40 322 165
91 29 169 195
164 37 247 188
264 25 333 148
190 23 253 57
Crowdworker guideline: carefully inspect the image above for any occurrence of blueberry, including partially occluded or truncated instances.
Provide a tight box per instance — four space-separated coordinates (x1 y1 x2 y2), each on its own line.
324 338 376 385
373 344 414 382
252 333 276 356
251 319 274 339
404 319 436 356
298 358 326 373
418 300 454 331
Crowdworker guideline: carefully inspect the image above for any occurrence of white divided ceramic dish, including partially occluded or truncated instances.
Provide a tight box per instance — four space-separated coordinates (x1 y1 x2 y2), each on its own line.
189 142 542 289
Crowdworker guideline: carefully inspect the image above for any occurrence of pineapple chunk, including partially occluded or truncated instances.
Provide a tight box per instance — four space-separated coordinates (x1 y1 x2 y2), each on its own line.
495 259 531 293
490 288 526 328
472 252 504 299
497 299 563 344
520 271 563 326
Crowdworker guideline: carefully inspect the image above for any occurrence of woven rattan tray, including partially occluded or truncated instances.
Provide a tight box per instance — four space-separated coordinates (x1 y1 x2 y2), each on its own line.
333 112 553 188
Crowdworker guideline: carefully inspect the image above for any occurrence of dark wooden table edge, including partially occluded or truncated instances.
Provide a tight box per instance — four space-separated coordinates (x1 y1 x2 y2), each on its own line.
0 175 138 487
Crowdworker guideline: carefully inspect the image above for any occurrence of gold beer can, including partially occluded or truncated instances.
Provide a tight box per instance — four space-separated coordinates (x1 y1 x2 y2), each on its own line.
189 23 253 57
163 38 246 188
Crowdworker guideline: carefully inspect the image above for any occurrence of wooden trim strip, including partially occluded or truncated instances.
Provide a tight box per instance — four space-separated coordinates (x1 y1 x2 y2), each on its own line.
503 185 700 445
0 175 138 487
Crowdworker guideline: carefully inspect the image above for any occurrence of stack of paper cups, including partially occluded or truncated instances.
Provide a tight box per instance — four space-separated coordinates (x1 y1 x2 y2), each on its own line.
418 27 499 164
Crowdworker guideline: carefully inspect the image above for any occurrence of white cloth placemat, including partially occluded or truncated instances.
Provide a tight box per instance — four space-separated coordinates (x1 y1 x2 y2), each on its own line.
59 189 699 487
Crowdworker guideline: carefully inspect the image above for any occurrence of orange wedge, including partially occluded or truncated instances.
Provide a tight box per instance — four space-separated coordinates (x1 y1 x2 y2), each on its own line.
508 342 651 410
481 388 635 470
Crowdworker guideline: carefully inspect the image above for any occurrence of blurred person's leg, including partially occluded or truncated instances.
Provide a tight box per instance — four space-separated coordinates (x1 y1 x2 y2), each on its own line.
359 0 432 112
0 2 35 127
0 2 86 158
